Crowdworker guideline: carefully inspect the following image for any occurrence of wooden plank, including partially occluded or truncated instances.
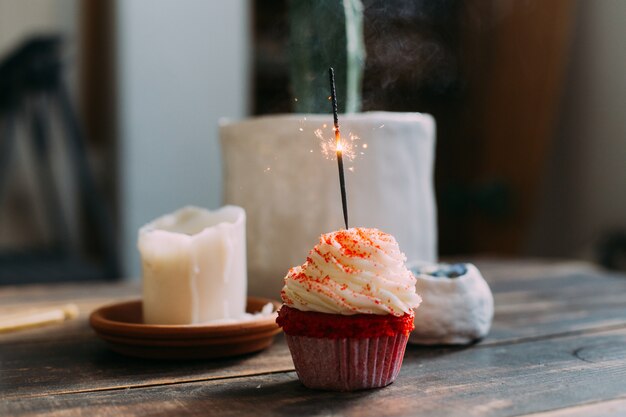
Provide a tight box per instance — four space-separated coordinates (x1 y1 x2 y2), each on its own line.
472 259 599 283
485 271 626 344
0 282 138 344
2 268 626 399
516 397 626 417
0 334 293 401
0 282 137 307
3 327 626 417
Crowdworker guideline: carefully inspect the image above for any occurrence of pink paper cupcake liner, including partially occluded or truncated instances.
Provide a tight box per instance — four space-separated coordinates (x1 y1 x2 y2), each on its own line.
285 333 409 391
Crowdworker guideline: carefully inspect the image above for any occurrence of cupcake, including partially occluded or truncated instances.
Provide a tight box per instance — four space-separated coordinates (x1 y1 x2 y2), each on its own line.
276 228 421 391
407 262 494 345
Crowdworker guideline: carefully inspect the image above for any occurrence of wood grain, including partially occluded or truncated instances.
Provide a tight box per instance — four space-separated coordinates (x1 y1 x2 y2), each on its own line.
0 282 138 307
2 264 626 400
517 397 626 417
3 327 626 417
485 271 626 344
2 260 626 417
0 282 138 344
0 334 293 400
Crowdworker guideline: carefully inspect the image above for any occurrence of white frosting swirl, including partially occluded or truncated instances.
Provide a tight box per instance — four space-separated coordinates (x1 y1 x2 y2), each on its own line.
281 228 421 316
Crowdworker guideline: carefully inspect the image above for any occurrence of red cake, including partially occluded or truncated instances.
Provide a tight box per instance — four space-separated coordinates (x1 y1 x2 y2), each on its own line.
276 228 421 391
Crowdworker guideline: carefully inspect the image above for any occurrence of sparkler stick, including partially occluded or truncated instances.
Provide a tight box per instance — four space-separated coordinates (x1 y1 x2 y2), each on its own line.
329 67 349 230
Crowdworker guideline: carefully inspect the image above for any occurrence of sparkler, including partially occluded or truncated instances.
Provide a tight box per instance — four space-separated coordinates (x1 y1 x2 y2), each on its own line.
329 67 349 230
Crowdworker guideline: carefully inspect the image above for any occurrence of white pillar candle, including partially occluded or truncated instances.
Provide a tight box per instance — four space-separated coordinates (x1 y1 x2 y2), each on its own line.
138 206 247 325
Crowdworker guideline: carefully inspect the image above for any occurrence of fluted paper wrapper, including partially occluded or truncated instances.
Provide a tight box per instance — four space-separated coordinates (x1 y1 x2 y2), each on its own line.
285 334 409 391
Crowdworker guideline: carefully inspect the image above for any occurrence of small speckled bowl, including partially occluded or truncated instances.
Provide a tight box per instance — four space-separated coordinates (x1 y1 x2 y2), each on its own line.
407 262 494 345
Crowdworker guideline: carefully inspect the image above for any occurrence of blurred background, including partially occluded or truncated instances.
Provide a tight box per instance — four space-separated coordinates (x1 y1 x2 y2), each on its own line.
0 0 624 284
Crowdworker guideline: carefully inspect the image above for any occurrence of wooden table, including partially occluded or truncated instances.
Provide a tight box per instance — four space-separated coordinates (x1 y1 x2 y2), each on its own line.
2 259 626 416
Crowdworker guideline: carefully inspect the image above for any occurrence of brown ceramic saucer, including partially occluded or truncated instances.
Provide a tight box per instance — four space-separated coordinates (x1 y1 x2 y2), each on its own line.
90 297 282 359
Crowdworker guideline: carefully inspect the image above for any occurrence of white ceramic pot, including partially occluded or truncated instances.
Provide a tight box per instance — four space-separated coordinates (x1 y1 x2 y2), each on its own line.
220 112 437 298
407 262 494 345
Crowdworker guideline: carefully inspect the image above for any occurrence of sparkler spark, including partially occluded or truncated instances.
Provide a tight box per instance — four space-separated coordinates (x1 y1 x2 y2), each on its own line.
328 67 348 230
314 127 360 161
